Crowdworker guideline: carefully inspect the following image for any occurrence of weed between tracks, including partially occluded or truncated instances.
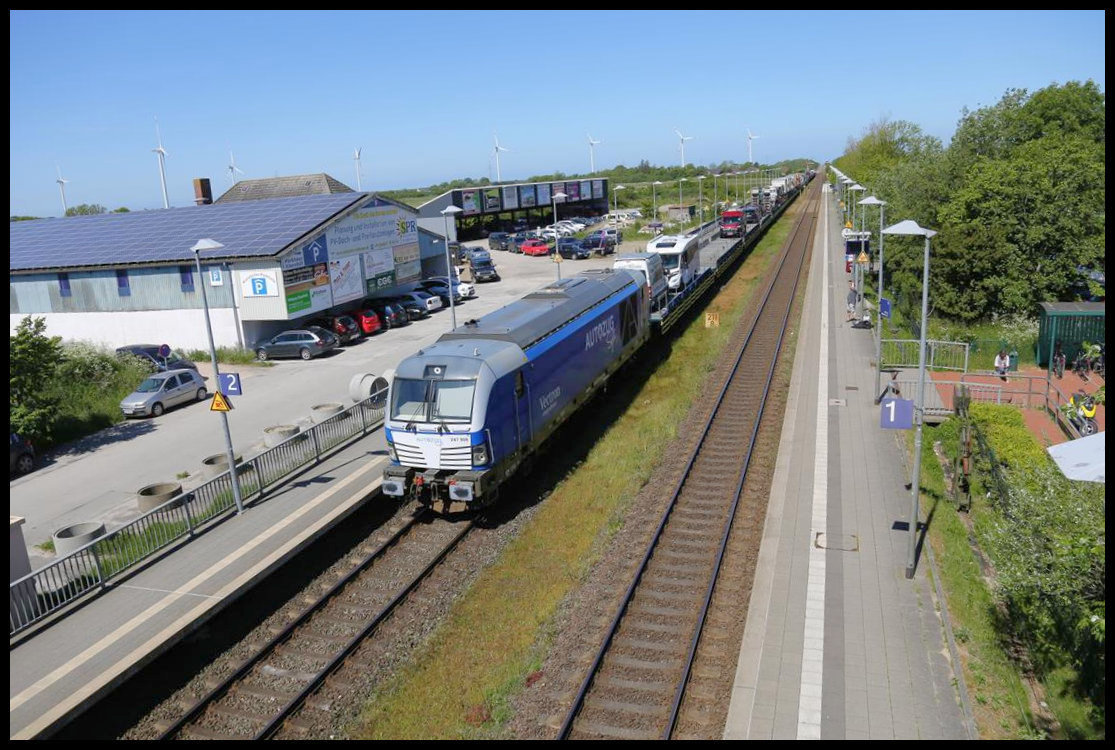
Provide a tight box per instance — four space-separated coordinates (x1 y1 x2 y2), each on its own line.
354 202 804 739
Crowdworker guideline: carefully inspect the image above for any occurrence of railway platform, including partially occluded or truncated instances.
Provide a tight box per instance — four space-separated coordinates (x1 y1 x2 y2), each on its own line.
8 437 389 740
723 184 975 739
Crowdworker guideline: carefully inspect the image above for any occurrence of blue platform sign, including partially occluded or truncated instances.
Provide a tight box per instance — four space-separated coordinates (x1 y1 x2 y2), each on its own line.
219 372 243 397
880 297 892 319
880 397 914 430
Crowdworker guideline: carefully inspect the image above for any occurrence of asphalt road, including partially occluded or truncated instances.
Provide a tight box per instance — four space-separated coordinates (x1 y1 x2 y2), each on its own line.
10 241 636 559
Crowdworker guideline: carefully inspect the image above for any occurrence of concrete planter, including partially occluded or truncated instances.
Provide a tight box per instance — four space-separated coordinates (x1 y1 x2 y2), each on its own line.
348 373 390 405
136 481 184 513
310 402 345 424
53 522 107 557
263 424 300 448
202 453 243 479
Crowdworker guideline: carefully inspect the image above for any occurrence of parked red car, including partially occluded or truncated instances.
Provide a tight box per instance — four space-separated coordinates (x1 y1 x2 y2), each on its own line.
349 308 384 336
520 238 552 256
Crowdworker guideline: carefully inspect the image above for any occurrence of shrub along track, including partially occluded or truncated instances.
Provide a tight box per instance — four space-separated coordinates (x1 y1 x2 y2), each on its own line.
550 180 820 740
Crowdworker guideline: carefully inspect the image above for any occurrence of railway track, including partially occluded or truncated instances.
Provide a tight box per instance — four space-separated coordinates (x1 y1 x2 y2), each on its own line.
158 510 473 740
558 181 821 740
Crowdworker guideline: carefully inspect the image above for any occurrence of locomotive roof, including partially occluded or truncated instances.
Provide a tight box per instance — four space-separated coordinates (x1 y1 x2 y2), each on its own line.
438 269 636 351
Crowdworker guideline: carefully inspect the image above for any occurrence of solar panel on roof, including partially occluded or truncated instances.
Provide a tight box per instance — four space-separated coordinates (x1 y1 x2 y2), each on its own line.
9 193 366 272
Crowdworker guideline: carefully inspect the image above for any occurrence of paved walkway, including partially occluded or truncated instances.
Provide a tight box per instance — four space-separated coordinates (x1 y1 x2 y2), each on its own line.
9 434 390 740
724 184 973 740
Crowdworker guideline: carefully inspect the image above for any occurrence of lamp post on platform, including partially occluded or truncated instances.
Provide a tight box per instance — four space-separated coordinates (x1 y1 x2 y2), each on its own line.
882 219 937 580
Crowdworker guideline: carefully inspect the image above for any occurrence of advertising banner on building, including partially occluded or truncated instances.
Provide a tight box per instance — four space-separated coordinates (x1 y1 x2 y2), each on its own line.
284 263 332 315
553 183 567 202
366 270 396 295
328 255 363 304
324 196 420 302
501 185 519 210
460 189 480 215
519 184 536 207
580 180 592 200
565 181 580 201
482 188 501 212
537 182 551 206
592 180 605 199
393 242 421 284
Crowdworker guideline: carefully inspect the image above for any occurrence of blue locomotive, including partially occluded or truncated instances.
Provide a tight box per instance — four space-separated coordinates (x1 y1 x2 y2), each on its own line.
382 269 650 511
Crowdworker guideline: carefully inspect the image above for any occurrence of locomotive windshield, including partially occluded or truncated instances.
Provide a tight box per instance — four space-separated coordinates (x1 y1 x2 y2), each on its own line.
659 253 681 270
391 378 475 424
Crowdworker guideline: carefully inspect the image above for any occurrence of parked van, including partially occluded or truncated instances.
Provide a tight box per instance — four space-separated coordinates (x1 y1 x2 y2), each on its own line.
613 253 668 312
645 234 701 291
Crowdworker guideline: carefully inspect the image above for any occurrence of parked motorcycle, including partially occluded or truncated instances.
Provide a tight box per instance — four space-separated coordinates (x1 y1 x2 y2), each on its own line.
1066 391 1099 436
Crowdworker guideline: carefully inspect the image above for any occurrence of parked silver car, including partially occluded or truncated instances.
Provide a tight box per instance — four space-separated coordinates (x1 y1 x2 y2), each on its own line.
120 369 208 418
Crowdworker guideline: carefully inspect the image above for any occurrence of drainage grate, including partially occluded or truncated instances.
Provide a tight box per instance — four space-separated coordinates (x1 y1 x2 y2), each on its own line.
846 385 859 391
814 532 859 551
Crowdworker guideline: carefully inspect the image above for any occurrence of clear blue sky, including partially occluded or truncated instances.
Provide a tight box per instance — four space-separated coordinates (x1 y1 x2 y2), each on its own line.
9 10 1105 217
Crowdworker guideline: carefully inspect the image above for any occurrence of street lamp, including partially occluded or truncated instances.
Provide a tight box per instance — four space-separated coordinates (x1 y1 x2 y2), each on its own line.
848 183 865 231
652 180 663 222
612 184 626 242
440 205 462 330
697 175 707 225
189 238 243 516
712 173 719 210
678 178 688 232
882 219 937 580
551 191 567 280
859 195 887 400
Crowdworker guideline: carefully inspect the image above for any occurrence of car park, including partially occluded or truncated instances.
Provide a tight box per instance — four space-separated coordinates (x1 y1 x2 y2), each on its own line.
10 433 35 475
471 258 500 282
307 314 362 344
347 307 384 336
255 326 339 361
520 238 552 256
115 344 198 372
488 232 512 251
557 238 592 259
120 369 208 418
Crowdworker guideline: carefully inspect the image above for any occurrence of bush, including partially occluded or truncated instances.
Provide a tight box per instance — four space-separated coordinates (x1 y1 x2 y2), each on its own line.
10 316 63 442
969 405 1105 722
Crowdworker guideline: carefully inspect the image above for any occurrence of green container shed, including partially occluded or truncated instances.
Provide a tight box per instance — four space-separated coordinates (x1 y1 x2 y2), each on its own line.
1036 302 1105 366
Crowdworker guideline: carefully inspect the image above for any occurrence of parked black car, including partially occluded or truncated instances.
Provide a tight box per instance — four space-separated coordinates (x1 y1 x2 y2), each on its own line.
10 433 34 475
488 232 512 251
115 344 198 372
375 296 429 321
362 299 409 329
254 327 339 361
471 258 500 282
581 233 615 255
306 314 361 344
557 238 592 260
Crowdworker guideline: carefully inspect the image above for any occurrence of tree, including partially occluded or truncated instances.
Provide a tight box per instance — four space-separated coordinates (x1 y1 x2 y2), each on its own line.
65 203 107 216
9 316 63 442
111 206 130 213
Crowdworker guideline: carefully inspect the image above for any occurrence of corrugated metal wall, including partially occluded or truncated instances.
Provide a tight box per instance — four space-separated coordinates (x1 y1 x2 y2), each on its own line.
10 266 236 314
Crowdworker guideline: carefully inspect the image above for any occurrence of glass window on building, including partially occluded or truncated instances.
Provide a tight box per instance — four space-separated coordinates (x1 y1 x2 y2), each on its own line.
116 269 130 296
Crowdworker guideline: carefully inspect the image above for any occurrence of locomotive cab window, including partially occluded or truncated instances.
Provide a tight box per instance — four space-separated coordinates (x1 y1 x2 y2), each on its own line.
391 377 475 423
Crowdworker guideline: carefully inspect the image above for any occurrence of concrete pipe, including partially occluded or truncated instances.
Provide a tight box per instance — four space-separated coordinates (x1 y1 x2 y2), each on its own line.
52 521 107 557
202 453 243 479
136 481 184 513
310 402 345 424
263 424 300 448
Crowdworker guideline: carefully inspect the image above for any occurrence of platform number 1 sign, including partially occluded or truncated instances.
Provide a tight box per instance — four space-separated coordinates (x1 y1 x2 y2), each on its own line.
880 397 914 430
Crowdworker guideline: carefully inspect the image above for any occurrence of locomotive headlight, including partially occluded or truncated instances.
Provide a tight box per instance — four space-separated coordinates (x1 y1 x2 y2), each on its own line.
471 443 488 467
387 440 397 462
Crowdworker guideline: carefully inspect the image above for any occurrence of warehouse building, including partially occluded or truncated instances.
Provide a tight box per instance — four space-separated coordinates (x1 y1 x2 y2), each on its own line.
9 177 441 350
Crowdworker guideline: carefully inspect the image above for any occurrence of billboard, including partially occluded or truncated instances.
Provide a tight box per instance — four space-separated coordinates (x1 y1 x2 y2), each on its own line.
537 182 551 205
328 255 363 305
519 184 536 207
592 180 605 199
482 188 501 212
566 181 580 201
553 183 567 202
393 242 421 284
460 189 480 215
580 180 592 200
283 263 332 315
501 185 519 210
325 196 419 304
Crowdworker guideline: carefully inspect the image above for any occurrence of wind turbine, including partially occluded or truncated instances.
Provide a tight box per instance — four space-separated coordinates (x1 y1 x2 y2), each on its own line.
492 134 509 183
353 147 363 191
747 128 760 164
55 164 69 215
153 118 170 209
675 128 694 167
587 133 601 173
227 150 245 185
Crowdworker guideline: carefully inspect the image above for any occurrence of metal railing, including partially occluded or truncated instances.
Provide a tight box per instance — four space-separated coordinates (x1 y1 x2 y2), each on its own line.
882 338 970 372
10 390 387 638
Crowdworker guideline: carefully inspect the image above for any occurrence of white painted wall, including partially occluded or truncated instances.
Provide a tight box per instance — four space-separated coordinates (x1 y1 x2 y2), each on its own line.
10 308 243 351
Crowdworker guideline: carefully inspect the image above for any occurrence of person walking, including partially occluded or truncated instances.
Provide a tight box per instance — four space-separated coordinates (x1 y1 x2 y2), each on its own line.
845 280 858 322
